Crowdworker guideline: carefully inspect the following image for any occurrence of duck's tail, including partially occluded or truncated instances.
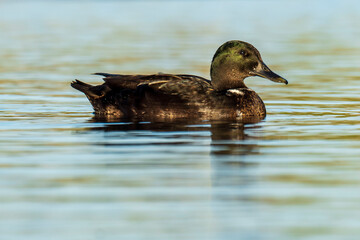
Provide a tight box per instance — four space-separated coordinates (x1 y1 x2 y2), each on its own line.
71 80 109 99
71 79 93 94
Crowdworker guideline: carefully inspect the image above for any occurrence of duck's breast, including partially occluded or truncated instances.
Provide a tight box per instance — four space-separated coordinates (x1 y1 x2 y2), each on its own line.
208 88 266 120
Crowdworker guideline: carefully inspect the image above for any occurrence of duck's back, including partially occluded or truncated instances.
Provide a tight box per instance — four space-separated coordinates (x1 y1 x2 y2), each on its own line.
71 73 266 121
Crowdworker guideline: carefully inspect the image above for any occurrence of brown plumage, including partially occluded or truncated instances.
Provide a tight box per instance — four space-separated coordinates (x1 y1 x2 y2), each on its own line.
71 41 288 122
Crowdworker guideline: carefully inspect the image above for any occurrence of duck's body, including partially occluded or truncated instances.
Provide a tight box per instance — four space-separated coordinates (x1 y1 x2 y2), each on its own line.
72 73 266 121
72 41 287 121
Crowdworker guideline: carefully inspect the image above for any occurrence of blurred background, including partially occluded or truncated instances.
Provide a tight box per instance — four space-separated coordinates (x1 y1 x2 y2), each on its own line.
1 1 360 240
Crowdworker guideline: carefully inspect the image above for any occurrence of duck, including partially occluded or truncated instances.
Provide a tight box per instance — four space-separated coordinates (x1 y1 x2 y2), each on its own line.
71 40 288 122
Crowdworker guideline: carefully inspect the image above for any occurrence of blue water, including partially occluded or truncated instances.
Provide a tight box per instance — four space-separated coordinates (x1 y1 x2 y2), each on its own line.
1 1 360 239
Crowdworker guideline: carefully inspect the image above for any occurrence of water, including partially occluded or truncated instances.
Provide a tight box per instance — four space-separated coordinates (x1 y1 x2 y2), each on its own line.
1 1 360 239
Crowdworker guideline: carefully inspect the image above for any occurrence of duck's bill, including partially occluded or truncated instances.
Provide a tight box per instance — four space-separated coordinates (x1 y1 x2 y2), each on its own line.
250 63 288 85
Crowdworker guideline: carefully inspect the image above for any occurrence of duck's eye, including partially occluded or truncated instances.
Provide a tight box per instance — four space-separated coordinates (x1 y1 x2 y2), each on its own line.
239 50 248 57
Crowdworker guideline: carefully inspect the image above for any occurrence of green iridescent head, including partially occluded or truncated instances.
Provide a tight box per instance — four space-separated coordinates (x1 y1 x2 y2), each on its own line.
210 40 288 91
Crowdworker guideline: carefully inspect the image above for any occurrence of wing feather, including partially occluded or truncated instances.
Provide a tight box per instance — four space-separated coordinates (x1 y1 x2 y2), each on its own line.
95 73 212 94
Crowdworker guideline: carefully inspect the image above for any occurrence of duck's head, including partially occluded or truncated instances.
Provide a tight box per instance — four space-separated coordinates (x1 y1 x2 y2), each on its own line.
210 40 288 91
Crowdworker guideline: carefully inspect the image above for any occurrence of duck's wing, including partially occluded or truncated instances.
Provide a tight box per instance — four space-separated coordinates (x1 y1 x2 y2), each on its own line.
144 75 212 98
93 73 149 89
94 73 212 95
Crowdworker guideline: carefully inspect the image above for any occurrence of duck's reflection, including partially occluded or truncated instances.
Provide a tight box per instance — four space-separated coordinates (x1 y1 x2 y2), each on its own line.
82 116 263 202
86 116 262 160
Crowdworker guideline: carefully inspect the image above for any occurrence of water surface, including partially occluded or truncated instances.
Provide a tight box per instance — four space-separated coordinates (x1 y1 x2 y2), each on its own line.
1 1 360 239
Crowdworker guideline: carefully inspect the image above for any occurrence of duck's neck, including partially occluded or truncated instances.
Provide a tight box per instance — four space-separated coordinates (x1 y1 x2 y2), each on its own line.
210 63 247 91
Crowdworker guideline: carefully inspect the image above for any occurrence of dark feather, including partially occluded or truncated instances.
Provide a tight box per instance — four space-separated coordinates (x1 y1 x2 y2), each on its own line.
71 79 110 99
71 73 266 121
